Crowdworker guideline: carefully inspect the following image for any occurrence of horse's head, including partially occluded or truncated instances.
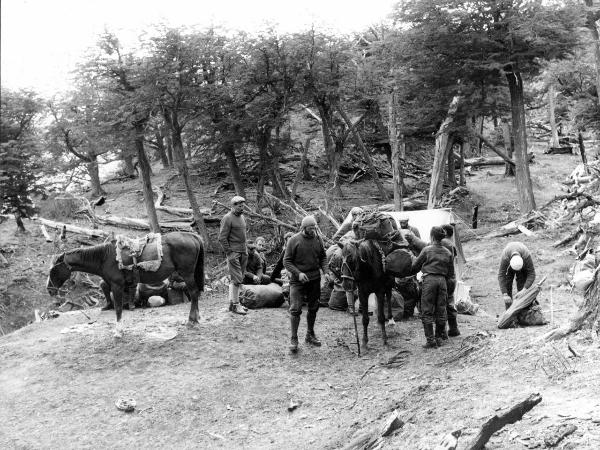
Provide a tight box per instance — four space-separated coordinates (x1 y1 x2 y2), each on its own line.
46 253 72 296
339 240 361 292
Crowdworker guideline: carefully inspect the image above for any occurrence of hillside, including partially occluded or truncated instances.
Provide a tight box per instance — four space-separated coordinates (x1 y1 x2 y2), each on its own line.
1 144 600 449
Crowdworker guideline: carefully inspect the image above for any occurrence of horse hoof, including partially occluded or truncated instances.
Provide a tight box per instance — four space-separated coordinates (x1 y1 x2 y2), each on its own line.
186 320 199 329
113 331 123 339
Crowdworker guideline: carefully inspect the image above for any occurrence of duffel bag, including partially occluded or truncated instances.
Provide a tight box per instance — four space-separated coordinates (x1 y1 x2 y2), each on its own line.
385 249 413 277
239 283 285 309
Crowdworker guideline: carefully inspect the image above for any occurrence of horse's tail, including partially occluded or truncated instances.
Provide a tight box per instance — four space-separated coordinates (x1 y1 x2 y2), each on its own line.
193 234 205 292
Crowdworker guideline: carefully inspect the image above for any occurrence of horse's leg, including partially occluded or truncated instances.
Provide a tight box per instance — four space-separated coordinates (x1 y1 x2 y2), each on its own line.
181 274 200 326
359 289 369 349
386 284 393 321
377 291 388 346
111 281 125 338
100 280 113 311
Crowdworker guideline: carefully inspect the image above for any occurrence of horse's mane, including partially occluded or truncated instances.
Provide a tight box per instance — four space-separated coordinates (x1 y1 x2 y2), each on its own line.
358 240 384 270
65 242 111 264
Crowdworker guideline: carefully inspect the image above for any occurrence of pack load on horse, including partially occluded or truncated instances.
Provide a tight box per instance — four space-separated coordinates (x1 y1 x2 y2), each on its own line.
47 231 205 337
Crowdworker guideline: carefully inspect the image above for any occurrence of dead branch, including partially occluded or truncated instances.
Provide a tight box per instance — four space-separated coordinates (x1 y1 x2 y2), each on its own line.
40 224 53 242
342 409 405 450
464 393 542 450
34 217 109 239
552 226 583 248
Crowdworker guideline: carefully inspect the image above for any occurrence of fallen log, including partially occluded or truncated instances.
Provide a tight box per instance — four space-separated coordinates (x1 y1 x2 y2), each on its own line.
33 217 109 238
464 393 542 450
552 226 583 248
462 153 534 168
484 211 545 239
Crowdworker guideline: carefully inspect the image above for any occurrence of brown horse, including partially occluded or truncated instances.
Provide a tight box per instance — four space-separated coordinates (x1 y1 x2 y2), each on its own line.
47 232 204 337
339 239 412 348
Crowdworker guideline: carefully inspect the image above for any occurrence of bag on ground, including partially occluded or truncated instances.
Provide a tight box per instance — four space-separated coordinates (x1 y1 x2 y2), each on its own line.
239 283 285 309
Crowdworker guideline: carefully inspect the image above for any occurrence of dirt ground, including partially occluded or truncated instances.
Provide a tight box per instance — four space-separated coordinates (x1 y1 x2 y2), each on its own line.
1 146 600 449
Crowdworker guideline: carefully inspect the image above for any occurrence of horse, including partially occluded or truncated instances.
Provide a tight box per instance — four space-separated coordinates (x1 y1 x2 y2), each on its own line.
339 239 412 348
47 231 204 337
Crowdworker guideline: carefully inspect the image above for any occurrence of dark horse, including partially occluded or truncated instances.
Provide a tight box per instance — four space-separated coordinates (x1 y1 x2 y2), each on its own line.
339 239 412 348
47 231 204 337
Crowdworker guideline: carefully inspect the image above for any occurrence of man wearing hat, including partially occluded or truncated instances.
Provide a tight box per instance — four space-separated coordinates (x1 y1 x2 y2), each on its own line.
497 242 536 309
219 195 249 315
284 215 328 353
332 206 364 241
398 214 421 238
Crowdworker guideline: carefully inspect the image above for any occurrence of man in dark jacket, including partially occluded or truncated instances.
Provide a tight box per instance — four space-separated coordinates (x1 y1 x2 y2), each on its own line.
411 226 455 348
284 216 327 353
441 224 460 337
244 237 271 285
498 242 536 309
218 195 249 315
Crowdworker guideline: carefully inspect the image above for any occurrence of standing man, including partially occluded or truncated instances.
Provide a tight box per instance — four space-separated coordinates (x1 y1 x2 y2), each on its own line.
219 195 249 315
398 214 421 238
441 224 460 337
284 215 328 353
332 206 363 241
498 242 536 309
411 226 455 348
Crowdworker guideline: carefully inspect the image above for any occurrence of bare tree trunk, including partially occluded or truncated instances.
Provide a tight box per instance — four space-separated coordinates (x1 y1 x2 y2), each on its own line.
578 131 590 175
170 123 210 246
388 90 402 210
502 119 515 177
14 210 26 233
548 84 560 148
319 111 343 199
459 141 466 186
134 121 160 233
255 130 270 207
447 142 457 188
337 105 389 201
585 0 600 107
223 141 246 198
122 152 137 177
506 68 536 213
155 129 170 168
270 127 290 199
165 131 174 167
291 138 311 198
86 156 106 197
428 96 461 208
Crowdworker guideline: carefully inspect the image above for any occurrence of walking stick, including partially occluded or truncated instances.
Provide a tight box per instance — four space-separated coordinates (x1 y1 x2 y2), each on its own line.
346 290 361 356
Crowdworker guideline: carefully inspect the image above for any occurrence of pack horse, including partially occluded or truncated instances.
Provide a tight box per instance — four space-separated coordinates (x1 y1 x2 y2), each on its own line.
47 231 204 337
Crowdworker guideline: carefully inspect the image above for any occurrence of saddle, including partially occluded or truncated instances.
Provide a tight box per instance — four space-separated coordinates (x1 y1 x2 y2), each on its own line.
115 233 163 272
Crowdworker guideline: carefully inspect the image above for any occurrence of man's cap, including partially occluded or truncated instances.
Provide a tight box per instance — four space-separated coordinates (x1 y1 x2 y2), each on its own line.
301 215 317 229
350 207 364 216
510 254 524 271
430 226 446 241
398 213 409 222
231 195 246 205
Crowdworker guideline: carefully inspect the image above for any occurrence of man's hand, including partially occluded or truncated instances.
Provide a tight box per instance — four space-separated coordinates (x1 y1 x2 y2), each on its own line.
503 293 512 309
253 275 260 284
298 272 309 283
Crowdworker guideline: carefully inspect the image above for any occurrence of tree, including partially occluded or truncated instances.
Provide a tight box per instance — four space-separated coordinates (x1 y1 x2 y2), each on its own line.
0 88 45 232
391 0 583 213
90 32 161 232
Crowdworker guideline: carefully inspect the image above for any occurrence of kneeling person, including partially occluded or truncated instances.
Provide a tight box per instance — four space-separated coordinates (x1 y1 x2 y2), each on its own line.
284 216 328 353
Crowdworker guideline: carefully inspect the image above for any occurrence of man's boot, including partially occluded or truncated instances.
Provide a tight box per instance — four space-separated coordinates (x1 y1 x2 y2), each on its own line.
448 317 461 337
305 311 322 347
229 284 247 315
422 323 437 348
435 322 447 346
290 316 300 353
